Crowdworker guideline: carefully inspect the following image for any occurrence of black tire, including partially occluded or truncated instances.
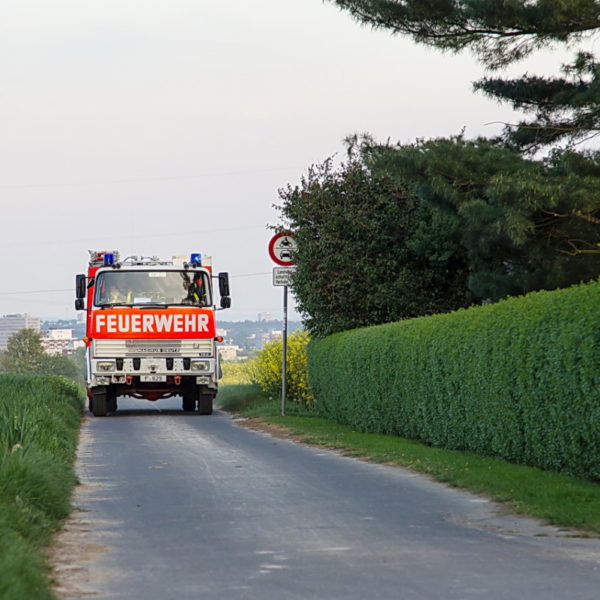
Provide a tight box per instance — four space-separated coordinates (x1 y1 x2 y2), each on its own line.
92 388 108 417
198 394 213 415
182 394 196 412
107 390 117 413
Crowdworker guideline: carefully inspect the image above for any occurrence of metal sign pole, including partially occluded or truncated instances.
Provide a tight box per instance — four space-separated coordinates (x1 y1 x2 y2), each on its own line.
281 284 288 417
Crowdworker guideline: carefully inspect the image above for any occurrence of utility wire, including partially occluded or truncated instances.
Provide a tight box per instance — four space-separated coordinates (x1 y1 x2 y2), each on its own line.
0 224 269 249
0 166 301 190
0 272 273 296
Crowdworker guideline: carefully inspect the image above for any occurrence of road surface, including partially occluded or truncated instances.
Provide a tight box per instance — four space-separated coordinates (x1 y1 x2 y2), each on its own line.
53 397 600 599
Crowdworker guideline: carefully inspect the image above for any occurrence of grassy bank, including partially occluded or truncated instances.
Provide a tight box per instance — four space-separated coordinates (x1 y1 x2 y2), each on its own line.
0 374 83 600
217 383 314 417
219 384 600 535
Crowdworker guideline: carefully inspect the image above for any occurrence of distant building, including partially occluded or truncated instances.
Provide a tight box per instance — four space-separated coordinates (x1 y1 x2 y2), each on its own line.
41 329 85 356
219 345 243 361
257 312 274 322
0 314 41 350
259 330 283 348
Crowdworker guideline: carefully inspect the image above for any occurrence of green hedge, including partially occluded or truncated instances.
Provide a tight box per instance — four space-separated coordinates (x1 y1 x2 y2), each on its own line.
0 375 83 600
309 279 600 479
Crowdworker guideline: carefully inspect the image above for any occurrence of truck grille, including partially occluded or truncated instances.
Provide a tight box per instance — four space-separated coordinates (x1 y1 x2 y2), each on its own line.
93 339 213 357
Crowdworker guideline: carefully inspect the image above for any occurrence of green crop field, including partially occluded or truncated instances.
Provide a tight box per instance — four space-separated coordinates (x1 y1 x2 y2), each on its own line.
0 374 83 600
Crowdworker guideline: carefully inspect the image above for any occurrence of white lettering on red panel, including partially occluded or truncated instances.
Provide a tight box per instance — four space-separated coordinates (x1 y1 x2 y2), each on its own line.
95 313 210 334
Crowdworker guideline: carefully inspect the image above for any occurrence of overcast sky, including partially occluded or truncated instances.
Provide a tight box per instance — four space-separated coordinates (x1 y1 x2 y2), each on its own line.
0 0 586 321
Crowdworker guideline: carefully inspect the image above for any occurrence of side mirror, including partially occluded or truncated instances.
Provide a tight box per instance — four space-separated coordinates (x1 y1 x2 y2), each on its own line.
76 274 87 299
220 296 231 309
218 272 230 297
75 298 85 311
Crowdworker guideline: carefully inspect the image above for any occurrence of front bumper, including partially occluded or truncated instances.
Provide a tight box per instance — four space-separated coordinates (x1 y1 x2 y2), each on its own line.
90 356 217 389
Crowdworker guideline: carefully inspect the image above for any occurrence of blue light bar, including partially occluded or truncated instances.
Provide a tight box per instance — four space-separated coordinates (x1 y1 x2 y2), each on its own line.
190 253 202 266
104 253 115 266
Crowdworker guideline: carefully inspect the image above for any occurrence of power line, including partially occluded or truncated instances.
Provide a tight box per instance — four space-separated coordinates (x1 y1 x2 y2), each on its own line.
0 166 301 190
0 272 273 296
0 288 72 296
0 224 269 249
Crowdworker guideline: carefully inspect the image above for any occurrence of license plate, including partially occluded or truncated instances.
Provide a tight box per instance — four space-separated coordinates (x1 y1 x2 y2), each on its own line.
140 375 166 382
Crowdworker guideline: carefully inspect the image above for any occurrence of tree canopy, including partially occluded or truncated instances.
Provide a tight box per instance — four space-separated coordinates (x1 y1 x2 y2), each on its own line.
0 329 84 383
476 52 600 152
328 0 600 68
276 156 472 336
0 329 46 374
329 1 600 151
276 137 600 336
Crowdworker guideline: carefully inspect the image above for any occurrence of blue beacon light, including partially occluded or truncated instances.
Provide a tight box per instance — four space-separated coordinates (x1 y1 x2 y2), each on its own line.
104 253 115 266
190 253 202 266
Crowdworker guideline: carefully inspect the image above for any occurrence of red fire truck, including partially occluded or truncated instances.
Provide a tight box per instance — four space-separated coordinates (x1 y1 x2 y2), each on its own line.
75 250 231 416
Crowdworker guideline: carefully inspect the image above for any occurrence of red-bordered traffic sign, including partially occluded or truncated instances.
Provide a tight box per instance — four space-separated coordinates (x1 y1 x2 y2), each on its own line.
268 232 297 266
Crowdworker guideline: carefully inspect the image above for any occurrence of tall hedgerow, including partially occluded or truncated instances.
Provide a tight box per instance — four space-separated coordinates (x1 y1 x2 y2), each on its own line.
309 279 600 479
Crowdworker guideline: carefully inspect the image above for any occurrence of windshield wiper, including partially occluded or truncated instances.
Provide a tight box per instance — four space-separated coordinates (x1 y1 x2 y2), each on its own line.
137 304 168 309
168 302 207 307
98 303 134 308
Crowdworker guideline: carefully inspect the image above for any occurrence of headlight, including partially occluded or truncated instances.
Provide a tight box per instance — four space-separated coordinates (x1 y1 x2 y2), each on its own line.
191 360 210 372
97 361 116 372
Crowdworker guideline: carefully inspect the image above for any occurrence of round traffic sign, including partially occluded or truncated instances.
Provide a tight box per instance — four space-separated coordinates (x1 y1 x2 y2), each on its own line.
268 232 297 266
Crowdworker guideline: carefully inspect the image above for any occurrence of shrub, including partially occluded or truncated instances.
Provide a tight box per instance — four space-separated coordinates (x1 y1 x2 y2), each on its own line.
309 279 600 479
249 331 314 406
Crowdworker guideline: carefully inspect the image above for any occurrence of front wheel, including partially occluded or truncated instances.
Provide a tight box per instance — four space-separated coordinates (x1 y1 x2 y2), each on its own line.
91 388 108 417
182 394 196 412
198 394 213 415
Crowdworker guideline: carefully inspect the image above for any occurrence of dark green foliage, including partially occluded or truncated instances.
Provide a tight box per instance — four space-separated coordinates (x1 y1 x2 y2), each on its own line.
277 138 599 337
363 137 600 298
476 52 600 152
309 279 600 479
276 157 473 337
328 0 600 68
327 2 600 149
0 375 83 600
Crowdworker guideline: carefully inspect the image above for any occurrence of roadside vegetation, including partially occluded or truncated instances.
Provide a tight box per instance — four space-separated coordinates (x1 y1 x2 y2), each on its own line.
261 1 600 536
218 290 600 535
218 330 313 414
0 374 83 600
0 328 85 384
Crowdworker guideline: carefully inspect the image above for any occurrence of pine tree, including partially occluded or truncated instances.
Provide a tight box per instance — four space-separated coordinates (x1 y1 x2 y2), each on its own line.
475 52 600 152
328 0 600 68
328 1 600 149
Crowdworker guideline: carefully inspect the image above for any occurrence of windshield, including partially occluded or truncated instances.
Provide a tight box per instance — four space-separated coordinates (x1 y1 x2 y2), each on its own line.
94 270 211 307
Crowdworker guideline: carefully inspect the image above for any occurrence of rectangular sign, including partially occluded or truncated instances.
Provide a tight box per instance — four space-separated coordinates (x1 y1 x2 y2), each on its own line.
273 267 296 287
90 308 215 339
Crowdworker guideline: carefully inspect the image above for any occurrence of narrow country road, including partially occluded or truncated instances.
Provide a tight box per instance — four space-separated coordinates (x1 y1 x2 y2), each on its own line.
53 398 600 600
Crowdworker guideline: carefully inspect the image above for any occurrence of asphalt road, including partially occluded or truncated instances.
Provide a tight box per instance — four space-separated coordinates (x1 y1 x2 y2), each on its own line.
54 397 600 600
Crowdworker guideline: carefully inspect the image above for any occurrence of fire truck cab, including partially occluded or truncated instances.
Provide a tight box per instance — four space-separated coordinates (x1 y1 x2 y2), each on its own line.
75 250 231 416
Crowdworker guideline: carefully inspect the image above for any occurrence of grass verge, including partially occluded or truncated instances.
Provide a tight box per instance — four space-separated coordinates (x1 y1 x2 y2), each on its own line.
219 384 600 535
0 374 83 600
